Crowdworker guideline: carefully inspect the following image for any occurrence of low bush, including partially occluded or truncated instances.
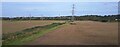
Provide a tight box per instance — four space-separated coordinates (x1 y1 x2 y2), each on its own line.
100 20 108 22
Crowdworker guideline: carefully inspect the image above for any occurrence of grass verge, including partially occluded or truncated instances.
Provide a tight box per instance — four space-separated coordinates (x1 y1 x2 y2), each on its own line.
2 23 65 45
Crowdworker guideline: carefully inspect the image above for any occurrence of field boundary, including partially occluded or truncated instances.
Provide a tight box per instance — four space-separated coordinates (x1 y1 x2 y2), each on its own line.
2 23 65 45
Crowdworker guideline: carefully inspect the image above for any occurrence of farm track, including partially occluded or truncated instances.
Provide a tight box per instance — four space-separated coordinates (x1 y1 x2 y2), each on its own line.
26 21 118 45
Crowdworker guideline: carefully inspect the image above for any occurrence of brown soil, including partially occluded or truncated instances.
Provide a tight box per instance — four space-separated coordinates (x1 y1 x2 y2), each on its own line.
26 21 118 45
2 20 64 34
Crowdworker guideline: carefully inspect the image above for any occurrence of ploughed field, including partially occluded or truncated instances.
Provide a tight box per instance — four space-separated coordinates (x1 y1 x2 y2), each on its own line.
2 20 64 34
26 21 118 45
2 20 118 45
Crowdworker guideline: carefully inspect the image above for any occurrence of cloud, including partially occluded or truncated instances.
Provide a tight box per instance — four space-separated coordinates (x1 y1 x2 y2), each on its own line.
1 0 119 2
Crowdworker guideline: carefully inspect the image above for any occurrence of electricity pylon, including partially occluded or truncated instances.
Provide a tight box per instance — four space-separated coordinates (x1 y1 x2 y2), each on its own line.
41 14 44 20
71 4 75 22
29 13 31 20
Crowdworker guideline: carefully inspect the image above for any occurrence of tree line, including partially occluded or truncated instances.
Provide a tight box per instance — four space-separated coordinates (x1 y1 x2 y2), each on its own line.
1 15 120 22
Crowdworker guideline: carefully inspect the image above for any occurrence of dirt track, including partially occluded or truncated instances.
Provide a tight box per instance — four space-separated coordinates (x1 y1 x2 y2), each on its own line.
26 21 118 45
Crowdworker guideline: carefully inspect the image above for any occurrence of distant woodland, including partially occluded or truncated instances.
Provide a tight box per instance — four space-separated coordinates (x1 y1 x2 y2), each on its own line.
1 15 120 22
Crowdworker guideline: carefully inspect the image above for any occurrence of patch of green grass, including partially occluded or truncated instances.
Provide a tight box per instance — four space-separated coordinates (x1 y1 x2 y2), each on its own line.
2 23 65 45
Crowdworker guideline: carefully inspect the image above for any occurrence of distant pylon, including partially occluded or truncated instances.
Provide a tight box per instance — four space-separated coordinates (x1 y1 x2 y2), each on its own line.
29 13 31 20
71 4 75 22
59 13 60 16
41 14 44 20
59 13 61 20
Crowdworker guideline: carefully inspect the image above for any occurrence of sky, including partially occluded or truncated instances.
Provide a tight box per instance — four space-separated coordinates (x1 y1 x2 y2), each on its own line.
1 2 119 17
1 0 120 2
